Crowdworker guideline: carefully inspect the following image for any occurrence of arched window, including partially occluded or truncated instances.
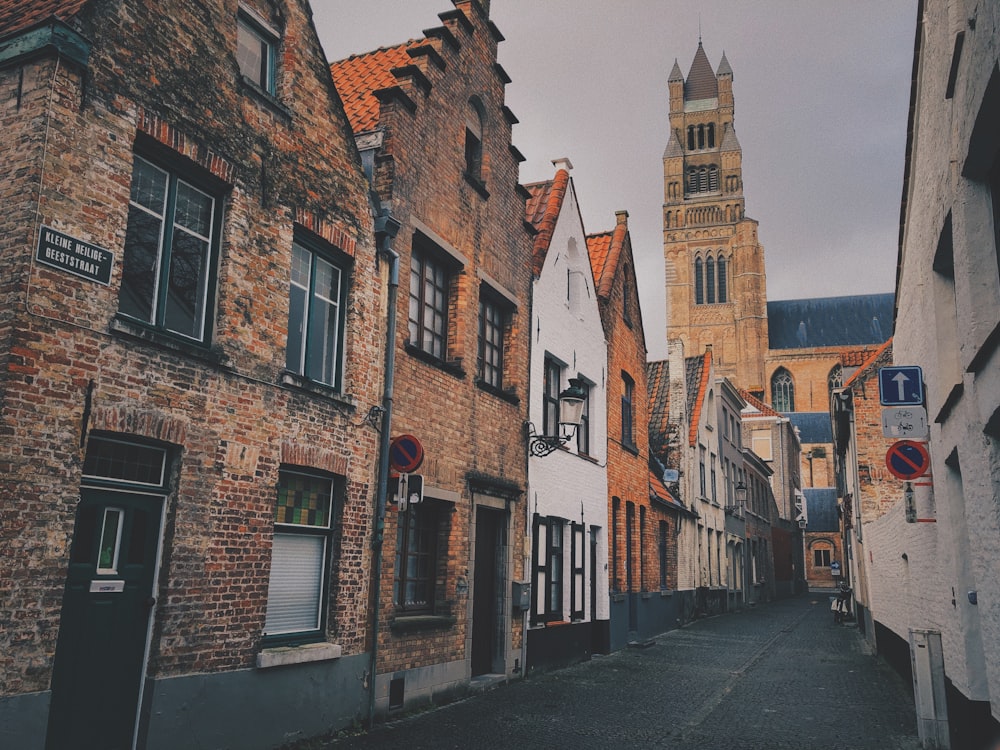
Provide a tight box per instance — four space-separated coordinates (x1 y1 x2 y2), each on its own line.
699 167 708 192
828 364 843 394
694 257 704 305
717 256 727 302
687 126 695 151
708 123 715 148
688 168 699 193
709 166 719 192
771 368 795 412
698 124 705 149
706 257 716 303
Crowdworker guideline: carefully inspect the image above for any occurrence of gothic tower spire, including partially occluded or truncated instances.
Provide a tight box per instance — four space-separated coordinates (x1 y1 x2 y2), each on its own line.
662 42 768 393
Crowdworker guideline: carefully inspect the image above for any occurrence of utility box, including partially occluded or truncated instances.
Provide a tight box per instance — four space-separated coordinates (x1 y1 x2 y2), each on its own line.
512 581 531 611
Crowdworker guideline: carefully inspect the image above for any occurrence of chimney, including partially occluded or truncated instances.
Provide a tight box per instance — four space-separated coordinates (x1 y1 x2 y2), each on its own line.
615 210 629 227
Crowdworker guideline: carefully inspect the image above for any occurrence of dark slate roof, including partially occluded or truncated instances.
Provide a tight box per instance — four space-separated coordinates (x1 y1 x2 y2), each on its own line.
668 59 684 83
647 360 670 461
787 412 833 443
767 293 894 349
685 42 718 100
805 488 840 532
684 354 704 437
717 51 733 77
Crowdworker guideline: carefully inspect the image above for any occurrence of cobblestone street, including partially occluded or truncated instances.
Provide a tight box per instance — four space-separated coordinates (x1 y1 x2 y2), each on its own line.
319 595 920 750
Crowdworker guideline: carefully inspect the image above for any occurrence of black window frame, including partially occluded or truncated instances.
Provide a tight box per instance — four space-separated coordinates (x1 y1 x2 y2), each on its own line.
118 153 225 345
621 372 636 450
543 357 563 438
658 520 669 590
575 378 591 456
285 234 351 390
477 288 508 391
394 501 443 615
570 522 585 621
532 514 565 624
408 239 452 361
236 8 278 95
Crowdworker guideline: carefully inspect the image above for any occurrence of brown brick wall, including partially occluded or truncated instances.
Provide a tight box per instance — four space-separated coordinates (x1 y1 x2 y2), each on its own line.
362 1 532 675
0 0 381 695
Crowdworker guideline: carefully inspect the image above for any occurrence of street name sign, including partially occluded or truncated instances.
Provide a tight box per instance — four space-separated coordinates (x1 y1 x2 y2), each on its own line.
878 366 924 406
881 406 929 439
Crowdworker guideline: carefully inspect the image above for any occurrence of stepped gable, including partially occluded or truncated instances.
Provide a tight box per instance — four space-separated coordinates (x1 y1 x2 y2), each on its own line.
330 40 428 133
0 0 87 35
738 388 782 417
685 41 718 100
767 293 895 349
523 167 570 276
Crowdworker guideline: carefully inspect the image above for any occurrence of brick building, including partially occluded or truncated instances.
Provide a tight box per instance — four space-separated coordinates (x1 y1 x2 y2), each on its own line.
330 0 534 716
587 212 674 649
0 1 385 748
522 161 609 670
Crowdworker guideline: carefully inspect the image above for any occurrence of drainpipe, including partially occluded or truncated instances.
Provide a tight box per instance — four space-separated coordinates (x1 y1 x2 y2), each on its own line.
368 205 401 728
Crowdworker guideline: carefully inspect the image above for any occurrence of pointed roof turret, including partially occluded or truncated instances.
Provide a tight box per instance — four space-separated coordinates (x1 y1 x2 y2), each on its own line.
663 129 684 158
717 51 733 77
684 41 718 100
720 123 741 152
668 58 684 83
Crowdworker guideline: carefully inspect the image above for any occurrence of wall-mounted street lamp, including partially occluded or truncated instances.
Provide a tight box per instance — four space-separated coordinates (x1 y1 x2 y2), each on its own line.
526 378 587 457
735 481 748 506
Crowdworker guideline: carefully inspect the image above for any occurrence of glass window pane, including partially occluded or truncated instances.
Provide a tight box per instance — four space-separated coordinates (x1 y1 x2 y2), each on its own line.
83 438 167 486
164 227 209 339
97 508 124 573
237 19 268 87
276 472 333 528
130 158 168 214
119 206 163 323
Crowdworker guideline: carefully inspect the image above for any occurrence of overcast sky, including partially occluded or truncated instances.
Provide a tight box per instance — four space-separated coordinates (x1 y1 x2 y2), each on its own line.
312 1 916 359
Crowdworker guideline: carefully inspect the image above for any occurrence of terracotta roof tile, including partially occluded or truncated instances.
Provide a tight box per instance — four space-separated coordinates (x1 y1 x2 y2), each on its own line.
330 40 425 133
0 0 87 37
646 360 670 460
649 469 686 512
843 337 893 389
586 231 612 291
587 212 629 301
523 168 570 276
738 388 782 418
685 350 712 447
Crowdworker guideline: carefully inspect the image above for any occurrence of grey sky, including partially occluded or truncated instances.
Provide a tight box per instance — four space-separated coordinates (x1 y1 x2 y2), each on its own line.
312 1 915 359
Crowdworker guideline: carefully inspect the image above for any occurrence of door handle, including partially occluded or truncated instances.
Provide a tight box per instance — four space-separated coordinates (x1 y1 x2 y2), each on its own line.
143 596 157 608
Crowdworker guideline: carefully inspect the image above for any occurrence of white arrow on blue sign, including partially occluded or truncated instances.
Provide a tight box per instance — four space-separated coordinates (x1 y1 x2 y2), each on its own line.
878 366 924 406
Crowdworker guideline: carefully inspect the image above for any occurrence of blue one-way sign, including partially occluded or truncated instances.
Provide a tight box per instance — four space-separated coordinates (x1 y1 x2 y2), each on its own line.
879 366 924 406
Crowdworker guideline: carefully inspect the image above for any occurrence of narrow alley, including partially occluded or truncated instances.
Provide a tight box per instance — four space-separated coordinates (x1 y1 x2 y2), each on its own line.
319 595 919 750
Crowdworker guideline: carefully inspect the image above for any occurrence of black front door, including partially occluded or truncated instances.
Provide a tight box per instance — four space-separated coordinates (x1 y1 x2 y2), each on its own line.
471 507 503 676
46 489 164 750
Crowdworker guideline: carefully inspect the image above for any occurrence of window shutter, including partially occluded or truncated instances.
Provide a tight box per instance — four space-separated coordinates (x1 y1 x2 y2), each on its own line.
264 533 325 635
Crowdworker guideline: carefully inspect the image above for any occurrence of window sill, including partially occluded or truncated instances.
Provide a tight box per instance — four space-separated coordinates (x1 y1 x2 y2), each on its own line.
389 614 456 633
475 379 519 405
621 441 639 456
463 171 490 199
404 343 466 379
110 317 229 367
239 76 292 122
280 371 356 409
256 641 342 669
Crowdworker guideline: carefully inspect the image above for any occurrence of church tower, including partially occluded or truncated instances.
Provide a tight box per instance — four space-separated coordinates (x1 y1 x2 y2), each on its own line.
663 42 768 395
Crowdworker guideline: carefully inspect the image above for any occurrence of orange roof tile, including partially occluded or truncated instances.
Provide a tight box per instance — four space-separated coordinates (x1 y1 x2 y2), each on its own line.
0 0 87 37
585 231 612 291
646 360 671 461
843 337 893 389
587 215 628 301
686 350 712 447
330 40 425 133
523 169 570 276
650 469 686 512
738 388 782 418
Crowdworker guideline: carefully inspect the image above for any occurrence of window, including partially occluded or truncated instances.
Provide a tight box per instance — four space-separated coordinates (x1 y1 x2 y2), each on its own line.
286 238 349 388
694 257 704 305
699 445 707 496
639 506 646 591
611 497 620 592
623 265 632 325
394 502 441 614
576 379 591 455
706 257 716 303
659 521 669 589
532 515 564 623
621 372 635 448
771 368 795 412
717 256 727 302
570 523 585 620
543 357 562 437
408 243 449 359
814 547 831 567
264 470 336 640
694 252 727 305
828 364 843 395
710 453 717 502
477 292 506 389
120 155 220 342
237 10 277 94
465 101 484 182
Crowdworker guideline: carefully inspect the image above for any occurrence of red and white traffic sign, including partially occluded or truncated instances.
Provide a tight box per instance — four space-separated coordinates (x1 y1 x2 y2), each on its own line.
389 434 424 473
885 440 930 481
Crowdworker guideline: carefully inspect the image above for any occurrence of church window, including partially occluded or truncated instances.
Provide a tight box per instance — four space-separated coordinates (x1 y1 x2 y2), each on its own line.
694 257 704 305
828 364 843 395
699 167 708 192
717 256 727 303
771 369 795 412
706 257 716 303
687 126 695 151
698 124 705 150
709 166 719 192
708 123 715 148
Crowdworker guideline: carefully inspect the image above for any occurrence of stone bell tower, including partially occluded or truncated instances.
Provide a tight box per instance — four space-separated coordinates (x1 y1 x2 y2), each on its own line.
662 41 768 395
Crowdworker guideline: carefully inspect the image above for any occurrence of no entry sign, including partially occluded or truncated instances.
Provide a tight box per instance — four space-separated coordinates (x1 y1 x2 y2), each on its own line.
885 440 930 481
389 434 424 473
